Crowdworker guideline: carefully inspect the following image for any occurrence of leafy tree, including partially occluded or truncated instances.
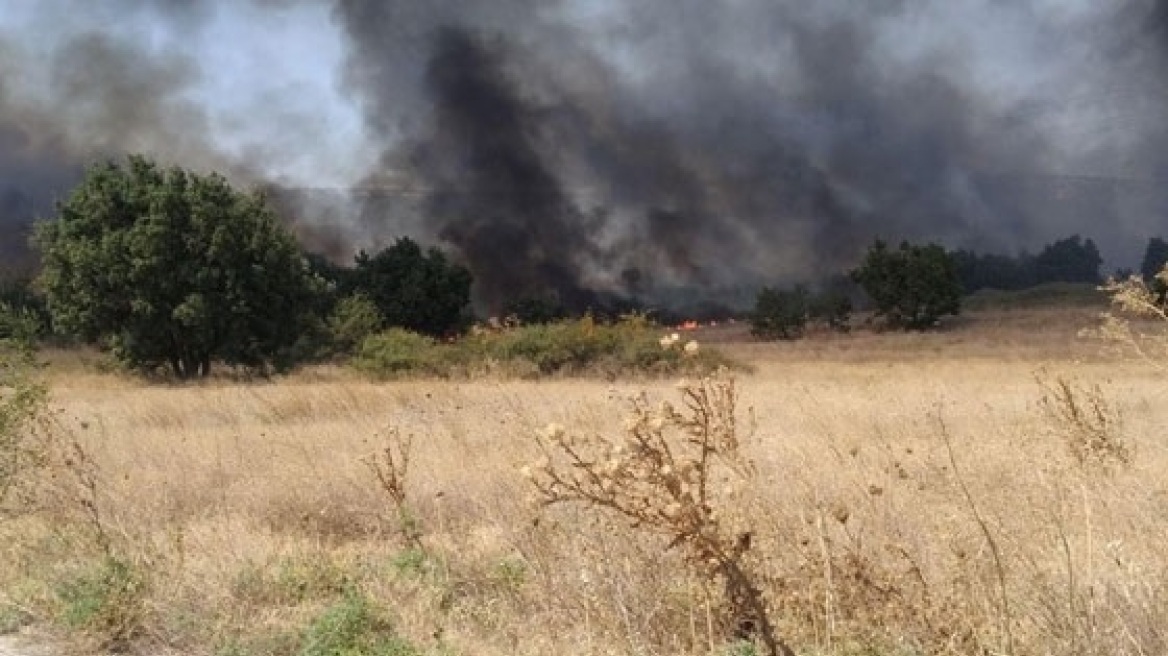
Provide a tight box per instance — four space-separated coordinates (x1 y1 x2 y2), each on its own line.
751 285 809 340
1140 237 1168 282
350 238 473 337
503 295 568 325
1033 235 1102 285
327 293 383 355
1 338 46 508
851 240 961 330
35 156 319 378
809 288 852 332
949 248 1037 293
0 274 49 341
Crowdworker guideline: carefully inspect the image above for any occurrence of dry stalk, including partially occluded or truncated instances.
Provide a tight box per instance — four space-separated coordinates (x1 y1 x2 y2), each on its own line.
56 438 115 557
363 427 421 549
936 412 1015 655
524 371 795 656
1087 267 1168 369
1036 373 1129 472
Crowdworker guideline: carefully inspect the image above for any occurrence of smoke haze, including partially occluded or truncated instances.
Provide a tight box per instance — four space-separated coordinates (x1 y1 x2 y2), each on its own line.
2 1 1166 310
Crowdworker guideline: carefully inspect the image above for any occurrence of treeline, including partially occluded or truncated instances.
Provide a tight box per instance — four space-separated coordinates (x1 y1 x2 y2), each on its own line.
8 156 1168 363
2 157 726 379
750 234 1168 341
951 235 1168 294
949 235 1103 293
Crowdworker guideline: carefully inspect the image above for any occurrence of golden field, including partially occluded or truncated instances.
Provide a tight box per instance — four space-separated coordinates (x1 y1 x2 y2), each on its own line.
3 305 1167 656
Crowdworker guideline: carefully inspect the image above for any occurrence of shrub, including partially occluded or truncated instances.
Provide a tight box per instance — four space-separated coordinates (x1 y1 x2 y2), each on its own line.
349 238 473 338
524 372 795 656
491 318 616 374
55 557 146 649
808 288 852 332
851 239 961 330
0 275 49 341
352 316 740 379
328 293 384 355
35 156 321 378
353 329 447 378
501 295 568 325
0 340 48 510
300 592 418 656
0 303 47 344
751 286 808 340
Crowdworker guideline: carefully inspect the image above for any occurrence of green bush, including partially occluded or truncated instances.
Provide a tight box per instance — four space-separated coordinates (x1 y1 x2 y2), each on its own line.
501 296 568 325
55 557 146 648
349 238 473 338
851 239 961 330
35 156 321 378
751 286 809 340
808 288 852 332
0 341 47 509
232 556 352 607
352 316 739 379
353 329 448 378
491 319 617 374
328 294 384 355
300 592 418 656
0 303 46 344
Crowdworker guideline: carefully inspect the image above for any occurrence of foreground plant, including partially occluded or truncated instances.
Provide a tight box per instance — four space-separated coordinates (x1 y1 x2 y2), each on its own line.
524 371 795 656
364 427 423 550
0 340 49 512
1091 266 1168 368
1036 373 1129 472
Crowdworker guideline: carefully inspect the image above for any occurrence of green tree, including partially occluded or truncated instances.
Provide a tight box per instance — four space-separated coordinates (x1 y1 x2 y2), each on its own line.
35 156 319 378
350 238 472 337
751 285 809 340
0 339 46 508
851 240 961 330
327 293 383 355
1140 237 1168 282
1033 235 1102 284
0 273 49 341
502 295 568 325
808 287 852 332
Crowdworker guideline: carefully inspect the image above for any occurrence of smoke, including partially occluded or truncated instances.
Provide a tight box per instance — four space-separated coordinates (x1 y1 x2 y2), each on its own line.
0 0 354 268
2 1 1167 310
332 0 1168 310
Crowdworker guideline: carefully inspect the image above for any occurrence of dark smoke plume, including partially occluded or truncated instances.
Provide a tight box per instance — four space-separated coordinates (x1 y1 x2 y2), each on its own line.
3 1 1168 313
417 27 606 311
332 0 1168 311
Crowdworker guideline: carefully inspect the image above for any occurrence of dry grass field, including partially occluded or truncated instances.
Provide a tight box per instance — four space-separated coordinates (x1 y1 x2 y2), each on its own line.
3 305 1167 655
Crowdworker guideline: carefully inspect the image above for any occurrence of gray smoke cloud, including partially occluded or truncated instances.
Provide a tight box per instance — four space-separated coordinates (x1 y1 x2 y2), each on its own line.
1 1 1166 312
331 0 1168 311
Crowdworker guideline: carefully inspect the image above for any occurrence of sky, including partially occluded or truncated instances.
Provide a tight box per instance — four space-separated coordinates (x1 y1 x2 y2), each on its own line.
0 1 369 187
1 0 1165 308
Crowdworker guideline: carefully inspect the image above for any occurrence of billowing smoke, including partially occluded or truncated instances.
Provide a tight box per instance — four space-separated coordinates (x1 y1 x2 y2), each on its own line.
2 1 1167 311
332 0 1168 311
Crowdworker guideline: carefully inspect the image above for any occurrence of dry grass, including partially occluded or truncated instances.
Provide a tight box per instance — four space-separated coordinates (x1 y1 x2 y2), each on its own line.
3 307 1168 655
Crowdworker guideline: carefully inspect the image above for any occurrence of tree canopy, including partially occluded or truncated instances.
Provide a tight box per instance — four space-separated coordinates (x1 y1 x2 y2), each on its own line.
349 237 473 337
852 240 961 330
1140 237 1168 281
35 156 318 378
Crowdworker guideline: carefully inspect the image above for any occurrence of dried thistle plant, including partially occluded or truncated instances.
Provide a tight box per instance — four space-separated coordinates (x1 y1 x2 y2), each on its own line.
524 371 795 656
1036 374 1129 472
363 427 422 549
